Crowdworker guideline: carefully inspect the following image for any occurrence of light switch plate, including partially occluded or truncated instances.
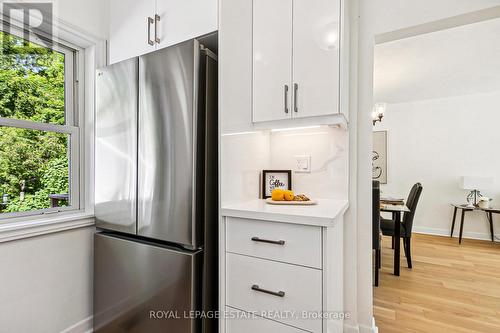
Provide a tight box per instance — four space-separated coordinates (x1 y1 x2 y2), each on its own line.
294 155 311 173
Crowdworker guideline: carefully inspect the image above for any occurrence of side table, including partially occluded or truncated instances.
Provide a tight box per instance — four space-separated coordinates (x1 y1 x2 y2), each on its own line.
450 204 499 244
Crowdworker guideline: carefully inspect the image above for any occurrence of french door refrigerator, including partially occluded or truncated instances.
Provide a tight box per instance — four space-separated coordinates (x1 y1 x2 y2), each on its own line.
94 39 218 333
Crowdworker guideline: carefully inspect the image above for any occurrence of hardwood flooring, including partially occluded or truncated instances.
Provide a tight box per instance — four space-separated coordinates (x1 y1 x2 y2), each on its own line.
374 233 500 333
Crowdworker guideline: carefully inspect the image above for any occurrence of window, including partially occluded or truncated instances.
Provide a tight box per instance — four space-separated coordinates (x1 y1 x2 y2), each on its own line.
0 26 80 219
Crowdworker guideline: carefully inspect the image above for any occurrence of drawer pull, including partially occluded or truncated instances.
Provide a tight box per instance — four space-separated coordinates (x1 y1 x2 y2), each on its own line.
251 284 285 297
251 237 285 245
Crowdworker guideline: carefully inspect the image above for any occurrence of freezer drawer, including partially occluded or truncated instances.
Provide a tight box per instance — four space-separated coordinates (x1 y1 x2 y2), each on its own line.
93 233 201 333
95 58 138 235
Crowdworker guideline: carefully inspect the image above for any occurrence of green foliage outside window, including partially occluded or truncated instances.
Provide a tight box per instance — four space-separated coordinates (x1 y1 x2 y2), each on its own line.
0 31 69 214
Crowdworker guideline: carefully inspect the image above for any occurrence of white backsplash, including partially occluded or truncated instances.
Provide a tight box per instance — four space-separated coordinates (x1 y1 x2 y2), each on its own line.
220 126 348 205
270 126 348 200
220 131 270 205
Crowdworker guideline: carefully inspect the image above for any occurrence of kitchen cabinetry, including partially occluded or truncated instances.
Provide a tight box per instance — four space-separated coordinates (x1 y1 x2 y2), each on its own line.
252 0 293 122
156 0 217 50
220 199 348 333
253 0 346 124
109 0 217 64
109 0 156 65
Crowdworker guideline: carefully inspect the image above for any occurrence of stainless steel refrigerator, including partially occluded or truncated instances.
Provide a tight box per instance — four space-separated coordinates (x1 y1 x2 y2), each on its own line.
94 39 218 333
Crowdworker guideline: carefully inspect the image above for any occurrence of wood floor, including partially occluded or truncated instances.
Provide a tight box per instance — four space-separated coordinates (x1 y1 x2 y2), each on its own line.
374 233 500 333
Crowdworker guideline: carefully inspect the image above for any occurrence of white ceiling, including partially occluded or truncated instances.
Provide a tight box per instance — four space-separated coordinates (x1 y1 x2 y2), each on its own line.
374 18 500 104
371 0 500 34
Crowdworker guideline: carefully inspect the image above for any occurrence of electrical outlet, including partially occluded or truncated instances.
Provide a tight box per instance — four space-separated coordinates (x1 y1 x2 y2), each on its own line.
294 155 311 173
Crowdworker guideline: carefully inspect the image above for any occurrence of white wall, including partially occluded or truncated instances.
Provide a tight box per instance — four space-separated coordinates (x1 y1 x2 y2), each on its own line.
0 1 107 332
0 227 95 333
375 92 500 240
374 18 500 104
355 2 500 332
53 0 109 39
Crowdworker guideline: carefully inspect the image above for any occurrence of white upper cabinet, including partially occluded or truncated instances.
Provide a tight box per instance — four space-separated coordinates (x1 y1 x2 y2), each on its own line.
156 0 218 50
109 0 156 64
292 0 340 119
252 0 343 124
252 0 293 123
109 0 218 65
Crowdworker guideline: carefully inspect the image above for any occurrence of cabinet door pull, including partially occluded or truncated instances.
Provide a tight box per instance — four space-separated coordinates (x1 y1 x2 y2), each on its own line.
284 85 289 113
154 14 161 43
147 17 154 46
294 83 299 113
251 237 285 245
251 284 285 297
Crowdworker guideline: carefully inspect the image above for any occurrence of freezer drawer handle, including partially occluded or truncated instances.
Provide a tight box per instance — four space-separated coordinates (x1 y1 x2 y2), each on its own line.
251 284 285 297
251 237 285 245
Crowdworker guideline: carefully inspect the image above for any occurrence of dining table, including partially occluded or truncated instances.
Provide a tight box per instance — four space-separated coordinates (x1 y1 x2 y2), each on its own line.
380 202 410 276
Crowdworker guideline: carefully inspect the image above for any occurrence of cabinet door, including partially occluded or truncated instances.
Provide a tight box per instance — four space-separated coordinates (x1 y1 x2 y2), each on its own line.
156 0 218 50
292 0 340 118
253 0 293 123
109 0 156 64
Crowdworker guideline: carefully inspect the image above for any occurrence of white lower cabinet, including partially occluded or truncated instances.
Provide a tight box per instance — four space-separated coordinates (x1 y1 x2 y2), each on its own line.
226 217 322 268
226 253 322 332
221 216 344 333
226 307 307 333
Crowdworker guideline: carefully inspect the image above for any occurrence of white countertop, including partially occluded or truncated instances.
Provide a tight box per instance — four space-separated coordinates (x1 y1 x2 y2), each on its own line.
221 199 349 227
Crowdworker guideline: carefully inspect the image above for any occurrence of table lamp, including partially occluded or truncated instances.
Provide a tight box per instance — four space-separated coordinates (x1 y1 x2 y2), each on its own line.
460 176 493 207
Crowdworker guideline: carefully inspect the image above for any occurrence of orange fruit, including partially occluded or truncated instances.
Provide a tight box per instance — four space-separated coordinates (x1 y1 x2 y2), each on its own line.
271 189 285 201
284 190 295 201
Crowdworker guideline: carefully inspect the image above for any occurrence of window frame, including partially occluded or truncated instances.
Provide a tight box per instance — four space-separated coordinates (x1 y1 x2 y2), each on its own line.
0 21 82 220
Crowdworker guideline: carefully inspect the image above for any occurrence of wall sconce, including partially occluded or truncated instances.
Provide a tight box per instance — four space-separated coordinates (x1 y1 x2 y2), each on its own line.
372 103 386 126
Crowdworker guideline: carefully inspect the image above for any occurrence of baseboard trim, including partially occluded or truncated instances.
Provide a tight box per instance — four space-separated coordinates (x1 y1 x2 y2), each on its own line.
60 316 92 333
344 323 360 333
344 323 359 333
413 226 499 242
345 318 378 333
360 317 378 333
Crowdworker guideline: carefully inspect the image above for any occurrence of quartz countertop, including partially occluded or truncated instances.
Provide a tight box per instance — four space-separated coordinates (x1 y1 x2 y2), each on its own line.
221 198 349 227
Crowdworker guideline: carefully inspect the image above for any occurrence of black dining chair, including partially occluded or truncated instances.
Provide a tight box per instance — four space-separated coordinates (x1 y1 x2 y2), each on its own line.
373 180 381 286
380 183 423 269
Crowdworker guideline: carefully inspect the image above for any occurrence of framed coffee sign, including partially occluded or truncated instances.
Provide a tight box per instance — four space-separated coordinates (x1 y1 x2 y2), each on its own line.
262 170 292 198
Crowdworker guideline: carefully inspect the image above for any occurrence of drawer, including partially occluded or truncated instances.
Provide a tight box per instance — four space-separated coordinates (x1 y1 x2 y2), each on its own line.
225 307 307 333
226 217 322 268
226 253 322 333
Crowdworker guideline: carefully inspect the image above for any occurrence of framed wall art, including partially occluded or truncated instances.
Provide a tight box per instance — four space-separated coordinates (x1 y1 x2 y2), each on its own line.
262 170 292 198
373 131 387 184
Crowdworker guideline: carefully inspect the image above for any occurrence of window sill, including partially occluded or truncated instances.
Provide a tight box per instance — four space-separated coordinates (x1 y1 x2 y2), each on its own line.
0 212 95 243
